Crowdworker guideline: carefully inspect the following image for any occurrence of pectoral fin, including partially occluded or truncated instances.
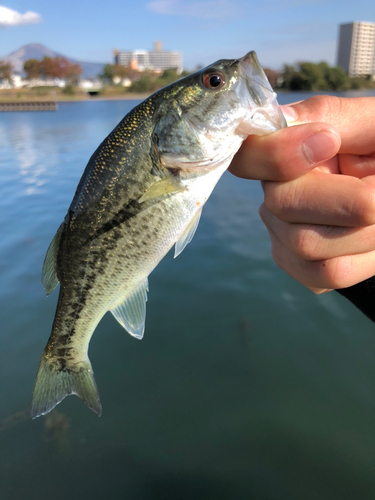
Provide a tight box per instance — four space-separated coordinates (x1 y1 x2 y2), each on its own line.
41 223 63 295
110 278 148 339
139 177 184 204
174 207 202 258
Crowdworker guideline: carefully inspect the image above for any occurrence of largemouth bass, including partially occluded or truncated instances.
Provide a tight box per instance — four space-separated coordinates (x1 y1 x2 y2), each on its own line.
31 51 286 418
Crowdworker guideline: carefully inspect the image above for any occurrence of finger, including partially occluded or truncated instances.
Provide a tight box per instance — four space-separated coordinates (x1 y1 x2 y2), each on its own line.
265 221 375 290
229 122 341 181
263 170 375 227
259 203 375 261
338 153 375 178
283 96 375 156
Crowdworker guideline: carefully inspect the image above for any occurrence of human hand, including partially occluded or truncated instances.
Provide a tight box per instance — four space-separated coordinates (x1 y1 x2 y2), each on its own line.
229 96 375 294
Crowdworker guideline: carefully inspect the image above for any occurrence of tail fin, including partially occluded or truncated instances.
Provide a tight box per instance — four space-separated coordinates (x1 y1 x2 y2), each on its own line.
31 353 102 419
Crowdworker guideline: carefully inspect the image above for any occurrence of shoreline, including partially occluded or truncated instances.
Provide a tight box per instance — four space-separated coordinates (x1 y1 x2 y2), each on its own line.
0 92 151 103
1 88 374 105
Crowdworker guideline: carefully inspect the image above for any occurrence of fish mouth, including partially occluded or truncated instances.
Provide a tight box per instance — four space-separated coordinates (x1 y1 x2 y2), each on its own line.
235 51 286 135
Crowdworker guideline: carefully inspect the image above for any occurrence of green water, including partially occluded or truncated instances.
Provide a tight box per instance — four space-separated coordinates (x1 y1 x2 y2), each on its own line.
1 94 375 500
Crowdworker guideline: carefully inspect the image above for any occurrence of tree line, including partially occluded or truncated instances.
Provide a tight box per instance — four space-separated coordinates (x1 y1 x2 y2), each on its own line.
23 57 82 82
100 63 189 93
0 61 13 81
278 61 374 91
101 61 374 93
1 57 374 92
0 57 82 83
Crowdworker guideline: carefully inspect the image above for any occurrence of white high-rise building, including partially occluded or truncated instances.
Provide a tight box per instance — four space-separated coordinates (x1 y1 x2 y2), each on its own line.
337 21 375 77
114 42 183 73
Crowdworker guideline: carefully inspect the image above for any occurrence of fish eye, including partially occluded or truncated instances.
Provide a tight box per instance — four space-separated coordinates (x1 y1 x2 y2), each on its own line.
201 71 226 90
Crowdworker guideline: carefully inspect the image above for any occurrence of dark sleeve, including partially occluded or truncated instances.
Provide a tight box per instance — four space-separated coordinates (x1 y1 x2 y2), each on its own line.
336 276 375 322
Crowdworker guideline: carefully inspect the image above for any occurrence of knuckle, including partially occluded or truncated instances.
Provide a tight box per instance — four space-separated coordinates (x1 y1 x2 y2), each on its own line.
318 256 354 289
263 181 297 220
292 226 321 260
303 95 344 123
353 181 375 226
262 182 279 214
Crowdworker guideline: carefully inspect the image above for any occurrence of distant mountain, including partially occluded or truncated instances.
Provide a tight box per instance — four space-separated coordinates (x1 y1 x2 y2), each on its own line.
2 43 106 79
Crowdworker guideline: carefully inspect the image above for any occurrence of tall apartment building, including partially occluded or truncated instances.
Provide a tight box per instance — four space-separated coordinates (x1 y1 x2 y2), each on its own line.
337 21 375 77
114 41 183 73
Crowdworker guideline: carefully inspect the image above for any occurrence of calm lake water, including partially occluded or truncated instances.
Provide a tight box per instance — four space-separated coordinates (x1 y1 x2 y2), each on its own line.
1 91 375 500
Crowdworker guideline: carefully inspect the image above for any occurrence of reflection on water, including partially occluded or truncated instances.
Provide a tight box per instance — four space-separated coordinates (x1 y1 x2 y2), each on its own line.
7 121 57 195
1 94 375 500
0 409 29 431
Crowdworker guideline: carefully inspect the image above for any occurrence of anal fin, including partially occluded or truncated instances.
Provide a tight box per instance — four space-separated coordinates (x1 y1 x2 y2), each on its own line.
174 207 202 258
110 278 148 339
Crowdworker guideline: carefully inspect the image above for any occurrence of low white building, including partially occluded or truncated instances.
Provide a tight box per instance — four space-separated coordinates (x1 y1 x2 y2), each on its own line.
23 77 66 88
79 79 103 90
0 74 23 88
112 76 132 87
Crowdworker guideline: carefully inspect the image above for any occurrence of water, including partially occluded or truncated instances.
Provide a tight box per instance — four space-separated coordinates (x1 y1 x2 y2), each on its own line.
1 92 375 500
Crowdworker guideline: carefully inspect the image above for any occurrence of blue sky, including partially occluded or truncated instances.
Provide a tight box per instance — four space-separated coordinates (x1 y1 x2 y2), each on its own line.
0 1 374 70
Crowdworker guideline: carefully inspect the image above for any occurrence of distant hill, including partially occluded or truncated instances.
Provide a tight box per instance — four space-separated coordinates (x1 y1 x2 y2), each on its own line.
2 43 106 79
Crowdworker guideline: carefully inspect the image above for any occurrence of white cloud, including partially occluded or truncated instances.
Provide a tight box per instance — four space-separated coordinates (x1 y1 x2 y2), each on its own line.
0 5 42 27
147 0 240 19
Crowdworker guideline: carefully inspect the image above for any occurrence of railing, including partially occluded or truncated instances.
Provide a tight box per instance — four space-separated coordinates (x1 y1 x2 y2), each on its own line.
0 101 58 112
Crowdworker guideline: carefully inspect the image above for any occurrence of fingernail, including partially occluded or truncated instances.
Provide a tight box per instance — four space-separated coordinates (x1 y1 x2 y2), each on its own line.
280 105 297 123
302 131 340 164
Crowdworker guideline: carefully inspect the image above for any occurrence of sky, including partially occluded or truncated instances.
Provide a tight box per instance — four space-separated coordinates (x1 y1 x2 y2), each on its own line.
0 0 374 70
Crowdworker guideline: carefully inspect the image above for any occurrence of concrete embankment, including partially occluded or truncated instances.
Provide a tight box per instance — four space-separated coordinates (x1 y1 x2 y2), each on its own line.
0 101 58 111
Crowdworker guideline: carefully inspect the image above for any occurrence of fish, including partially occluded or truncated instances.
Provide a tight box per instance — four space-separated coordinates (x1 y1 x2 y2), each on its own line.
31 51 286 419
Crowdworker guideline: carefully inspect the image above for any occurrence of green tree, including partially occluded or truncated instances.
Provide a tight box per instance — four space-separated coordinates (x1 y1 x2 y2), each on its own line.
101 63 114 82
297 62 326 91
153 69 180 89
128 73 154 93
324 66 348 90
280 64 298 89
0 61 13 81
280 61 351 91
23 59 40 79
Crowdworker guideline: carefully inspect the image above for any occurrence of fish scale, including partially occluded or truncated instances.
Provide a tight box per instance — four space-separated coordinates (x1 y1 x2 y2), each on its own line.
31 51 286 418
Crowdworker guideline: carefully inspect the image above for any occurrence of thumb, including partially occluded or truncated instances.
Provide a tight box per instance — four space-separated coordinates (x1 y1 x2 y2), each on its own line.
283 95 375 156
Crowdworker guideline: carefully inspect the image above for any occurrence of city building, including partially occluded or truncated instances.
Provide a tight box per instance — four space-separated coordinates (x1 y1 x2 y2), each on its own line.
337 21 375 77
114 42 183 73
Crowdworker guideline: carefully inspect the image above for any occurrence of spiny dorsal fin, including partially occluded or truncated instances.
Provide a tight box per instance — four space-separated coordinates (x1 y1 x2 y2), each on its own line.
138 177 184 204
41 224 63 296
174 207 202 258
110 278 149 339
